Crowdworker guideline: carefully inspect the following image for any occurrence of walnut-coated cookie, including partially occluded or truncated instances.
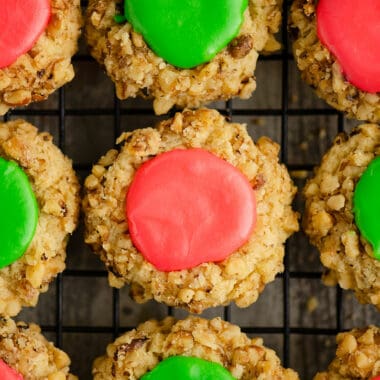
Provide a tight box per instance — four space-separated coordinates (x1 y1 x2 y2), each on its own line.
83 108 299 313
289 0 380 123
0 120 80 316
314 326 380 379
0 0 82 116
85 0 282 115
304 124 380 309
93 316 299 380
0 316 76 379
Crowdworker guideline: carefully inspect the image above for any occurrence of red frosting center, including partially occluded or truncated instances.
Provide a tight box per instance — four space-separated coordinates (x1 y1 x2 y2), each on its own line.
0 359 23 380
0 0 51 69
126 148 256 271
317 0 380 93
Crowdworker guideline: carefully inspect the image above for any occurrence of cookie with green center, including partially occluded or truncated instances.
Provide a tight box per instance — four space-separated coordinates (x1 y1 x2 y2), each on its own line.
0 0 82 116
83 108 298 313
0 119 80 317
0 317 77 380
314 326 380 380
140 356 236 380
304 124 380 310
290 0 380 123
0 158 38 269
92 316 299 380
85 0 282 115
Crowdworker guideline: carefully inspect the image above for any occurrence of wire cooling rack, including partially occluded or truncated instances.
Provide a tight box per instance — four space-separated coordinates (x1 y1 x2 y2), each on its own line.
3 1 380 379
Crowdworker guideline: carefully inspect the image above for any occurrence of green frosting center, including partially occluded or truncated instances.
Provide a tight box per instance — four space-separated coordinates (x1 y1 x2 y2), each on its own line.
141 356 236 380
0 157 38 268
353 156 380 260
122 0 248 69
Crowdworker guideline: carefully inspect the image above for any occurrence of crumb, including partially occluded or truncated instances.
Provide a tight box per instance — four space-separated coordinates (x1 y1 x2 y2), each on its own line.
307 296 318 313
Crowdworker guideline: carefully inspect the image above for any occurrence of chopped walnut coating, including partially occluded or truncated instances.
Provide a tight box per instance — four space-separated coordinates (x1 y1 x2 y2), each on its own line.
93 317 299 380
314 326 380 379
304 124 380 309
0 317 77 380
0 0 82 115
0 120 80 316
83 108 298 313
85 0 282 115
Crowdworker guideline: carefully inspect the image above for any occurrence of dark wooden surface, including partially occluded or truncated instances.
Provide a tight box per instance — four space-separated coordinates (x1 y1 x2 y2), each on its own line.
10 34 380 380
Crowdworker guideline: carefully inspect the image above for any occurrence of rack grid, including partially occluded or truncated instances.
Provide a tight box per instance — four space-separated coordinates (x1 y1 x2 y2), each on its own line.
3 1 379 379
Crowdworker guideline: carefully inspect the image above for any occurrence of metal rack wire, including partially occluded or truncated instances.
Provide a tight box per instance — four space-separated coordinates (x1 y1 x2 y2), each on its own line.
5 1 378 379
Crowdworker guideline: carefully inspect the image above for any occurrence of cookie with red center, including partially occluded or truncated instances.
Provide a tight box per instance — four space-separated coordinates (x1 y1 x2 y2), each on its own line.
0 360 23 380
314 326 380 379
0 119 80 317
83 108 298 313
317 0 380 94
126 148 256 271
0 0 81 115
0 317 76 379
0 0 51 69
290 0 380 122
85 0 282 115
